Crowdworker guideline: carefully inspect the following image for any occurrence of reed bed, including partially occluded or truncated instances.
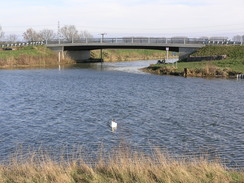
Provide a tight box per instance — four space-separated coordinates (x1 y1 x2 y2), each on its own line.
0 146 242 183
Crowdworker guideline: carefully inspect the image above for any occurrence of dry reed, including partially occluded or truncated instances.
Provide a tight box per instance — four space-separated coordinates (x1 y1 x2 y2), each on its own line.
0 146 242 183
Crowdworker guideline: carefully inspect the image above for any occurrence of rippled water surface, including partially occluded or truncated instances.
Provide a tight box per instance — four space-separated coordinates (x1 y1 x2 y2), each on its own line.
0 61 243 168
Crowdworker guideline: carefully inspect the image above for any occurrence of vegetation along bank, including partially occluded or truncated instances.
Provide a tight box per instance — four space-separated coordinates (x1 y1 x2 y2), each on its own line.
143 45 244 78
91 49 169 62
1 45 244 79
0 46 75 69
0 46 168 68
0 147 243 183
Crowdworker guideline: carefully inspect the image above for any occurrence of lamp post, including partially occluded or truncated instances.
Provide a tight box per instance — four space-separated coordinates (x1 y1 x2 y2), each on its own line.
58 21 60 44
99 33 107 43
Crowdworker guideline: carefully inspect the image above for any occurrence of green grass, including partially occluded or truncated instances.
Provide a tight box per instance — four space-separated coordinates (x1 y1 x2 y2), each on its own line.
185 45 244 72
192 45 244 58
213 59 244 73
0 46 75 68
146 45 244 77
146 59 244 77
0 46 54 59
91 49 173 62
174 59 244 73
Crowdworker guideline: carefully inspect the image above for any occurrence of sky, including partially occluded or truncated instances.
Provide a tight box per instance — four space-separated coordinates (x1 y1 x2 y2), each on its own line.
0 0 244 39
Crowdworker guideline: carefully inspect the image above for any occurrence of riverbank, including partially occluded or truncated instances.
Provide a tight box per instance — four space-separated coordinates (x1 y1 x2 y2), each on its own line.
91 49 168 62
143 59 244 78
0 47 169 68
0 46 75 69
0 147 243 183
143 45 244 78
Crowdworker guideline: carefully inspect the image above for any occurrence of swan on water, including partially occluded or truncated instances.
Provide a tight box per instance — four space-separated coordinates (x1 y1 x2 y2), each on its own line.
111 119 117 128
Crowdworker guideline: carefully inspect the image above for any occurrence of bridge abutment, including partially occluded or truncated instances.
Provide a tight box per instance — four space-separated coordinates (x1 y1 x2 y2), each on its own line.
48 46 65 61
179 47 198 60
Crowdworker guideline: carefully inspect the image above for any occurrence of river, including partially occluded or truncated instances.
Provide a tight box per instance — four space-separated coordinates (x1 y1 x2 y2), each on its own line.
0 60 243 168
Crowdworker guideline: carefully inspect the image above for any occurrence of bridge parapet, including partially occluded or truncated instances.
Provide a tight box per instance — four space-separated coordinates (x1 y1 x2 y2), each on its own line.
45 37 244 45
1 37 243 48
46 37 207 45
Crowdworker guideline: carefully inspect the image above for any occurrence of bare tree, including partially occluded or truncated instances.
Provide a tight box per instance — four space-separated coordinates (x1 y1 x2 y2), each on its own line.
233 35 242 42
0 26 4 40
7 34 18 42
80 30 93 38
39 29 55 44
23 28 40 42
209 36 228 42
60 25 80 42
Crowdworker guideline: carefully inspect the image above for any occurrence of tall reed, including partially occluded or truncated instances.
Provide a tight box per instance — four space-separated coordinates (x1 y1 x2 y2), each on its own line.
0 146 242 183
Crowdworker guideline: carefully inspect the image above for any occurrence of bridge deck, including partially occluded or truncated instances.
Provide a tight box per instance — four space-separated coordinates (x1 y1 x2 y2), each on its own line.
46 42 204 52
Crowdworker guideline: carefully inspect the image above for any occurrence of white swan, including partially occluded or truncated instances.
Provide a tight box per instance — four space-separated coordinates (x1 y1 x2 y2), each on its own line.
111 120 117 128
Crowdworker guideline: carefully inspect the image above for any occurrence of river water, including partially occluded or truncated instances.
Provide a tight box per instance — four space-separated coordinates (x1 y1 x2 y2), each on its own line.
0 60 243 168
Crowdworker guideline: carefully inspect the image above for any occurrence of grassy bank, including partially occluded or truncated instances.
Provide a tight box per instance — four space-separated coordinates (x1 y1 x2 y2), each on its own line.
91 49 170 62
144 45 244 78
0 147 243 183
191 45 244 58
0 46 75 68
144 59 244 78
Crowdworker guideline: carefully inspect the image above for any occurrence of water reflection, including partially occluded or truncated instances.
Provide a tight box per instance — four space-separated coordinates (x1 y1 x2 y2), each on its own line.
63 60 157 74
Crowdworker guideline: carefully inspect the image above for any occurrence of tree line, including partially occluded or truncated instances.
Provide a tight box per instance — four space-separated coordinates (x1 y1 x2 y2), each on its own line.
232 35 244 43
0 25 93 43
0 24 243 43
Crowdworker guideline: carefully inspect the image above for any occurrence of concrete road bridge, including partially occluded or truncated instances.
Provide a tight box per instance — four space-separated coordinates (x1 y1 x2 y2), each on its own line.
2 37 240 62
46 37 206 62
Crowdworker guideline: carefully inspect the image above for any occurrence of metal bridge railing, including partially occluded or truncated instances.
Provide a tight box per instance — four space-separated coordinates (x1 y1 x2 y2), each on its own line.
0 41 44 48
0 37 243 48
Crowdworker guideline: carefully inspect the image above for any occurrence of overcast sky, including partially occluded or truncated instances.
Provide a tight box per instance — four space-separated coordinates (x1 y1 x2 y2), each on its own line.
1 0 244 38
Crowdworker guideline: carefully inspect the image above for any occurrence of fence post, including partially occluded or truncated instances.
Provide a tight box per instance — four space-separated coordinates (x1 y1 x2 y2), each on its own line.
184 68 188 77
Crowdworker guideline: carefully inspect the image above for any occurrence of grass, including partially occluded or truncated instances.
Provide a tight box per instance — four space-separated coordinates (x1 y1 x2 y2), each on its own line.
91 49 173 62
144 45 244 77
191 45 244 59
0 46 53 59
145 60 243 78
0 146 242 183
175 59 244 73
0 46 75 68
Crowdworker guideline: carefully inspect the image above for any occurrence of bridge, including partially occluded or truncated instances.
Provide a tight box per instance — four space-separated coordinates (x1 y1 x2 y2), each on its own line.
46 37 206 62
2 37 240 62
